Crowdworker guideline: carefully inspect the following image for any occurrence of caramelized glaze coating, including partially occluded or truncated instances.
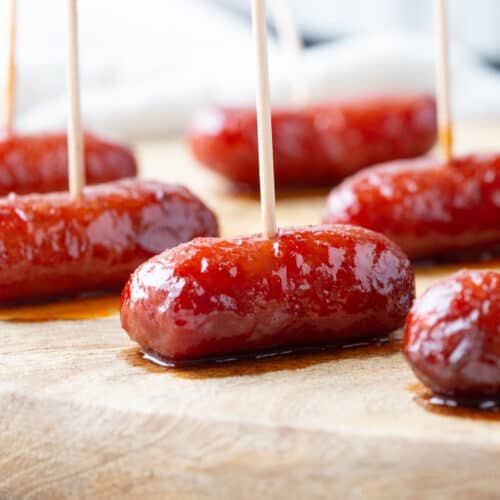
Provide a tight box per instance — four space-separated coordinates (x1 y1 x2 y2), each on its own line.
404 270 500 398
324 154 500 260
189 95 436 188
0 179 218 303
121 225 415 361
0 131 137 195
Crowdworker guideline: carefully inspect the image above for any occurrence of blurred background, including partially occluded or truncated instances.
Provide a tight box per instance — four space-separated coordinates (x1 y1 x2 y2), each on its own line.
2 0 500 140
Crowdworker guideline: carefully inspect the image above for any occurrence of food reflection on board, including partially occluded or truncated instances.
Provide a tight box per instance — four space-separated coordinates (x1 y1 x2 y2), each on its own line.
121 224 415 363
0 179 218 305
121 334 401 377
189 94 437 188
409 383 500 420
405 270 500 401
0 131 137 195
324 153 500 261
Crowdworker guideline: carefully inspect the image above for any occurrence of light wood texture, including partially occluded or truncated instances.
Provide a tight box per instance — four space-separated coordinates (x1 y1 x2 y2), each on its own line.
66 0 85 197
4 0 17 131
2 122 500 499
252 0 277 238
434 0 453 160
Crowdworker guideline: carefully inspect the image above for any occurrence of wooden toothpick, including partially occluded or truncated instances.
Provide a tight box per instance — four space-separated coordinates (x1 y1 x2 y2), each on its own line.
66 0 85 197
251 0 277 239
434 0 453 162
4 0 17 132
271 0 308 106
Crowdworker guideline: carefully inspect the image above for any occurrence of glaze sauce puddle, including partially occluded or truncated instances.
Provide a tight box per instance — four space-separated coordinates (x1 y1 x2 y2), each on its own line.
408 383 500 421
121 334 402 379
0 293 120 322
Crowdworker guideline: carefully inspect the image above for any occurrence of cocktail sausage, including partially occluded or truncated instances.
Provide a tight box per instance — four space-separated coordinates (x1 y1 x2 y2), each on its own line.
190 95 436 188
0 179 218 303
121 225 415 362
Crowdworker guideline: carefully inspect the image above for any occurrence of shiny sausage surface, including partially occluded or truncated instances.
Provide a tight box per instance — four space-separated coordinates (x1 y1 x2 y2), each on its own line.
0 131 137 195
324 154 500 260
121 225 415 362
0 179 218 304
189 95 436 188
404 270 500 398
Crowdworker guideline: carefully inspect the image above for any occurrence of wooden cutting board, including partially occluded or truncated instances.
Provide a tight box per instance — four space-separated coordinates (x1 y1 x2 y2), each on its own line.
2 123 500 500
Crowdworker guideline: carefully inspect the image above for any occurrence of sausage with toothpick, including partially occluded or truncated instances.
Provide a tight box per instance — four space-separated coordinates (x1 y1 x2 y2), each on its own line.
121 225 415 362
189 94 437 188
0 178 218 304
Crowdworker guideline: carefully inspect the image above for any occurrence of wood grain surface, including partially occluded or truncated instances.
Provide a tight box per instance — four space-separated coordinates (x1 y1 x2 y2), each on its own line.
2 122 500 500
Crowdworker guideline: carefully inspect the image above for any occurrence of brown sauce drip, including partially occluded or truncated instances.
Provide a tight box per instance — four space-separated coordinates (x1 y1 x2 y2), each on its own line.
408 382 500 421
0 293 120 322
121 334 402 379
438 123 453 163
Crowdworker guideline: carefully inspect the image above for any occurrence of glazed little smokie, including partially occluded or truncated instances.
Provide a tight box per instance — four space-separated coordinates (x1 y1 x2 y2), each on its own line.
323 154 500 261
0 132 137 195
0 179 218 304
190 95 437 189
324 2 486 263
121 0 415 364
404 270 500 400
120 225 415 362
0 7 219 306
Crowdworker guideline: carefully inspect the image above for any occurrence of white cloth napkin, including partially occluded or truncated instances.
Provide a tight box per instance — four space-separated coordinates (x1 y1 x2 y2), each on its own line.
1 0 500 140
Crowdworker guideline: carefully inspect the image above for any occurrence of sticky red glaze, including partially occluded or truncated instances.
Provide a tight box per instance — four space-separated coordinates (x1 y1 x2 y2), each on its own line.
404 270 500 398
189 95 436 188
121 225 415 362
0 131 137 195
324 153 500 261
0 179 218 304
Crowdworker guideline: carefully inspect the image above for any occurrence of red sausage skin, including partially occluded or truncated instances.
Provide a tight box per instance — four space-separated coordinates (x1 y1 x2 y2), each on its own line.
324 154 500 261
189 95 436 188
404 270 500 398
0 179 218 304
0 131 137 195
121 225 415 362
